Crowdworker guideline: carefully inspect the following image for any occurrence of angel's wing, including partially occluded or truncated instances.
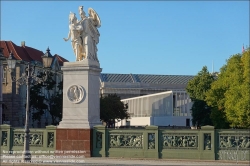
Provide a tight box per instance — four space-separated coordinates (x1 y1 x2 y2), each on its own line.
88 8 101 28
87 8 101 44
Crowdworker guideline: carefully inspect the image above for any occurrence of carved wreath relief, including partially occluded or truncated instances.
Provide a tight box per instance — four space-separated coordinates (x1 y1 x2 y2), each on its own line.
67 85 85 103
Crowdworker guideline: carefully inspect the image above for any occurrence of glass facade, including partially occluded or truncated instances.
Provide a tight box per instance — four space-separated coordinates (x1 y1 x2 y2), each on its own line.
122 91 192 117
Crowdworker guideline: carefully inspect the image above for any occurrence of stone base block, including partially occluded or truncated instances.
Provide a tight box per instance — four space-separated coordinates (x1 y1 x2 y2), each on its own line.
56 128 92 157
57 119 101 129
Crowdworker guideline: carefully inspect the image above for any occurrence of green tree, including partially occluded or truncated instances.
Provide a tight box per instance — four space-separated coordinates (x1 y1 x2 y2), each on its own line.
209 107 230 129
30 72 62 126
205 65 230 129
186 66 214 127
206 49 250 128
240 49 250 127
100 94 130 128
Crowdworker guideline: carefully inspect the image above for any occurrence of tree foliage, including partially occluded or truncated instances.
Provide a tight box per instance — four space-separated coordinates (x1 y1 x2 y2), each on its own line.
210 107 230 129
30 72 62 126
206 49 250 128
47 81 63 125
186 66 214 127
100 94 130 128
30 82 47 122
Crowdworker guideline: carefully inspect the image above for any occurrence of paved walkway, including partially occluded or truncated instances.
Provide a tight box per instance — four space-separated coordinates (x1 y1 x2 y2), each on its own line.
1 157 250 166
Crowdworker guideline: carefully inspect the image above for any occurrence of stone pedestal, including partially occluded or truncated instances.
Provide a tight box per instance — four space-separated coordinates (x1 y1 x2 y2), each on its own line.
58 59 102 128
56 59 102 157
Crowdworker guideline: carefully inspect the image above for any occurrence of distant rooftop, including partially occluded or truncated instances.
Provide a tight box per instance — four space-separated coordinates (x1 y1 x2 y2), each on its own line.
100 73 194 85
0 41 68 66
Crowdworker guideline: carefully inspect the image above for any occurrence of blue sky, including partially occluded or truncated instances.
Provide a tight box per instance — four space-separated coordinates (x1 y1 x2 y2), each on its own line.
1 1 249 75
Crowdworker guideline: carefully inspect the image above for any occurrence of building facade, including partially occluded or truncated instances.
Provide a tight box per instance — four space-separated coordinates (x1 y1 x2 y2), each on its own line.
100 73 194 99
0 41 68 127
99 73 194 127
119 91 192 127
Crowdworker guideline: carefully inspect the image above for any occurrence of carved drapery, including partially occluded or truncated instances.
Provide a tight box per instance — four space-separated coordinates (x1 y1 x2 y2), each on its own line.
109 133 143 149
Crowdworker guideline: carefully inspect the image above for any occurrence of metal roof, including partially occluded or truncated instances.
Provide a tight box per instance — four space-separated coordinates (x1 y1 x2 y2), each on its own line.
100 73 194 85
100 74 134 83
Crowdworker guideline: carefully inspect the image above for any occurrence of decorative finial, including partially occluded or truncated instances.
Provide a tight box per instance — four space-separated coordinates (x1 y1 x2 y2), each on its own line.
8 51 17 60
43 47 52 57
9 51 13 59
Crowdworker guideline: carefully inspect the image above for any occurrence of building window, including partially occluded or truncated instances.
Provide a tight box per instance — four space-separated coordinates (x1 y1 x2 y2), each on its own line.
2 67 7 83
186 118 190 126
173 95 176 108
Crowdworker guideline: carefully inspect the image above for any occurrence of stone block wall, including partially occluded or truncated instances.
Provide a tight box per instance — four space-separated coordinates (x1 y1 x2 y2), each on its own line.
56 128 92 157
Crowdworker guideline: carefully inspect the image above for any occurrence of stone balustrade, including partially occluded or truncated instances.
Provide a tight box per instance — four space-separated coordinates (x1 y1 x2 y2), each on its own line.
1 124 249 161
0 124 56 155
92 125 250 161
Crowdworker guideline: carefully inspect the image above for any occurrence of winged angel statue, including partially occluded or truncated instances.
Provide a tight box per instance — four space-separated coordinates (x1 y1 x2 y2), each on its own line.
64 6 101 62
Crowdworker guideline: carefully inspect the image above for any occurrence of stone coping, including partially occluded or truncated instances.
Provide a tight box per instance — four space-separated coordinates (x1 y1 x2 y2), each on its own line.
0 157 249 166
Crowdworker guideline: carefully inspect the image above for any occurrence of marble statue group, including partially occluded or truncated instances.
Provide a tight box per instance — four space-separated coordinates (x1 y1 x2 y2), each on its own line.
64 6 101 62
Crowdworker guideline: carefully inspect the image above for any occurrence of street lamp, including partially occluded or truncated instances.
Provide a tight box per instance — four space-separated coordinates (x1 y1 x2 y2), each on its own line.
6 49 53 162
41 47 53 68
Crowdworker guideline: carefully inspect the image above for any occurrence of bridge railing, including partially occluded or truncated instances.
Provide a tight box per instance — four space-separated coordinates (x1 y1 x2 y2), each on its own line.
93 125 250 161
0 124 56 155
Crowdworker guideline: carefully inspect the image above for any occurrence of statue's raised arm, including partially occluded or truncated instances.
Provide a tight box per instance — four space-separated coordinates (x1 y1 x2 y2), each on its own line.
63 12 84 61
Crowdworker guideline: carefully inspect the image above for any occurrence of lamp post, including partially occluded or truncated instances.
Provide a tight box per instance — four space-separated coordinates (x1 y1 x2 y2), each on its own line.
6 49 53 162
0 47 6 125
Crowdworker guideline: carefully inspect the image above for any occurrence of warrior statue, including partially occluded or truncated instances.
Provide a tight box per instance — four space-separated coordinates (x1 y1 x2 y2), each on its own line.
64 6 101 62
